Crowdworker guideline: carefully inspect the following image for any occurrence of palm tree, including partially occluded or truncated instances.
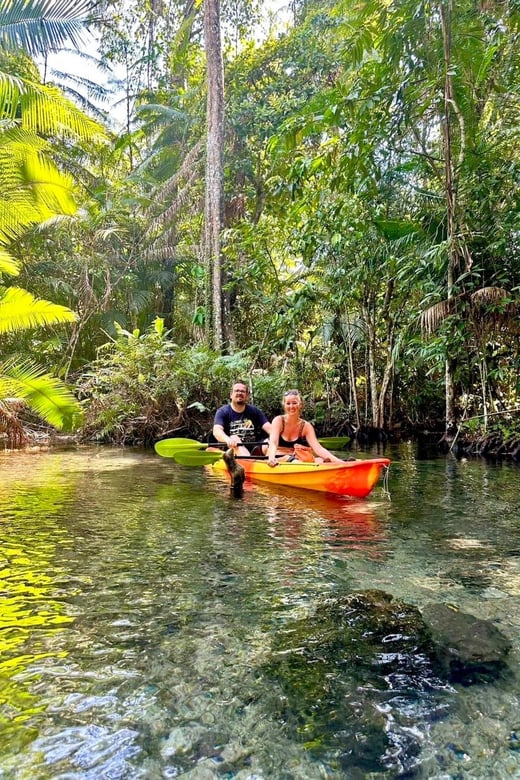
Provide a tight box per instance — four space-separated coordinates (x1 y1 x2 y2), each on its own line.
204 0 226 351
0 0 103 443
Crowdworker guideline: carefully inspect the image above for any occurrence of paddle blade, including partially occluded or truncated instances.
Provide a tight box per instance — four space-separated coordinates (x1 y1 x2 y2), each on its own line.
319 436 351 449
154 438 208 457
173 450 224 465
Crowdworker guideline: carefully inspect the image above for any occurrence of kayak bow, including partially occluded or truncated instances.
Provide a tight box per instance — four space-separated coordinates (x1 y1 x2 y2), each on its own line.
211 454 390 498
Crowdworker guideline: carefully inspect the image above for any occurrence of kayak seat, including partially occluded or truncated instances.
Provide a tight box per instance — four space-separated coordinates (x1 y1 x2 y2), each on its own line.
250 445 265 456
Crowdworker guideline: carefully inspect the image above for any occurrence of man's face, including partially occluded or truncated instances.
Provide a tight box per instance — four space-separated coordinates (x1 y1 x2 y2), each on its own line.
231 384 248 405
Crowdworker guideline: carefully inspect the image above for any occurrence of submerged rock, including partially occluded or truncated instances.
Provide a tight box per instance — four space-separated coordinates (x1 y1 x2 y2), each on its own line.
262 590 512 776
421 602 512 684
263 590 451 776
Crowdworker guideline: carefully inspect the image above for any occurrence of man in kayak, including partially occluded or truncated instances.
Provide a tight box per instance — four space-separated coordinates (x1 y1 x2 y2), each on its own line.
212 380 271 456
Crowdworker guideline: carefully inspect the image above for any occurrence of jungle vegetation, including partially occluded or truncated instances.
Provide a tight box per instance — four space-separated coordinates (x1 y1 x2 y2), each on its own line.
2 0 519 452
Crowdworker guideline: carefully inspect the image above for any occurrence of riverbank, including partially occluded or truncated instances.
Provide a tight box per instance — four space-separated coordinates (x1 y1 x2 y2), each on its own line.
7 412 520 462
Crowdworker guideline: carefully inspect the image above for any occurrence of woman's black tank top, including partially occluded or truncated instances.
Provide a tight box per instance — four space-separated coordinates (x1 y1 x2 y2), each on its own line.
278 418 309 448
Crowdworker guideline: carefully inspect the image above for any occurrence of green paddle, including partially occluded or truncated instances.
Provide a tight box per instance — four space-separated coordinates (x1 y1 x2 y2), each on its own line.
173 449 226 465
154 438 212 457
154 437 267 458
317 436 351 449
155 435 351 464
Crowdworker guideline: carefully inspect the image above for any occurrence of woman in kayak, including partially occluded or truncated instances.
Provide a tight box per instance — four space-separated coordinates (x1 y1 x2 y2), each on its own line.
267 389 344 467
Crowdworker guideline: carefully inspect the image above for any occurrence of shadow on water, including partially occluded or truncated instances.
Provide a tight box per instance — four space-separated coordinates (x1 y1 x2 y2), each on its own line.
0 446 519 778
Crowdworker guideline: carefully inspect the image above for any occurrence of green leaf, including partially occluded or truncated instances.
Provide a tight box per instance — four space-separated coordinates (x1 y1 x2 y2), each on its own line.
0 358 81 430
0 287 76 334
0 0 95 57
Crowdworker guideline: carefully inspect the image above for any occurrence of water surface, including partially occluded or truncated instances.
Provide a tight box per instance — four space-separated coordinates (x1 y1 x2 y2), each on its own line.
0 445 519 778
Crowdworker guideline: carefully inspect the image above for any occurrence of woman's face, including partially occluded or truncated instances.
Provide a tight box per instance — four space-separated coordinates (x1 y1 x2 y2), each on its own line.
283 392 301 413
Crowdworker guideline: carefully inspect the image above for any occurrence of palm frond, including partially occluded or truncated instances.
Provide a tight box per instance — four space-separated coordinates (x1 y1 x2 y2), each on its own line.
0 195 52 242
421 299 454 335
0 144 76 243
0 127 75 202
20 81 103 138
23 150 76 211
49 68 111 103
0 357 81 430
0 397 25 446
422 287 518 336
469 287 519 334
0 0 95 57
0 246 19 275
0 286 76 333
52 46 113 74
0 71 103 138
470 286 510 305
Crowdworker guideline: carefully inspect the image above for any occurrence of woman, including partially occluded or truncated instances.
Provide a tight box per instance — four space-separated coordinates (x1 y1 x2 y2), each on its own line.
267 389 344 467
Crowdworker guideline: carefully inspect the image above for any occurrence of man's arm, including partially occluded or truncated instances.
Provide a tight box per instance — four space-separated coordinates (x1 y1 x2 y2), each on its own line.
213 407 244 448
213 406 231 446
212 422 230 446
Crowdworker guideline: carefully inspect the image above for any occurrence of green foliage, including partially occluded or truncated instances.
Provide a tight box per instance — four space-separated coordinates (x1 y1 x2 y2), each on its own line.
5 0 520 441
0 357 80 430
0 287 76 333
0 0 94 57
0 0 101 438
78 319 218 442
0 283 82 435
78 318 307 442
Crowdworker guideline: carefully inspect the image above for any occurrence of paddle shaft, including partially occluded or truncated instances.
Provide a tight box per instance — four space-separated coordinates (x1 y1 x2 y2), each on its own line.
206 440 267 449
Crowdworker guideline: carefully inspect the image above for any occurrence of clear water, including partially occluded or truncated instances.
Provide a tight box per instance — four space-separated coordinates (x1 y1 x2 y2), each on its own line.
0 444 519 779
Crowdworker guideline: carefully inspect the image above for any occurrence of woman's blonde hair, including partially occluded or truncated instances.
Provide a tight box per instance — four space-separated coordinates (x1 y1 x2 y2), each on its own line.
282 389 302 404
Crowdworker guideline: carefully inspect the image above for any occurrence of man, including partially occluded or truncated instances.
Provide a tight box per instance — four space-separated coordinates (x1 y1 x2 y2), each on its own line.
212 380 271 456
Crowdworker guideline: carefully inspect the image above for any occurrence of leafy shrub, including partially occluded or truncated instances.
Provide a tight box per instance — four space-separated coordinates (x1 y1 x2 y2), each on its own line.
77 319 295 444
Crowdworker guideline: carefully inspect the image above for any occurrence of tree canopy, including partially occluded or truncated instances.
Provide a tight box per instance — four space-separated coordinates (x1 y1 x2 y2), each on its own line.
4 0 520 446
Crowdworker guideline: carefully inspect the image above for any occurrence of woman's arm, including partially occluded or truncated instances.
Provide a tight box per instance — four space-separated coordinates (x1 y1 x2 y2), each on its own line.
304 423 344 462
267 416 283 466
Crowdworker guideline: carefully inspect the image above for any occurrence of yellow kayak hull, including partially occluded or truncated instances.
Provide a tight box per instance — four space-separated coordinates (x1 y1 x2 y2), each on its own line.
212 455 390 498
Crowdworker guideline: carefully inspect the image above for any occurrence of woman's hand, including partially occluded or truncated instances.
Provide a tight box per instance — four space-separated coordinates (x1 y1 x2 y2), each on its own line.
268 457 278 468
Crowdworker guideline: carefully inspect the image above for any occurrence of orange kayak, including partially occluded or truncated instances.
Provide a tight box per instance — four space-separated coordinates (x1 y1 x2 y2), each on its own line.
212 455 390 498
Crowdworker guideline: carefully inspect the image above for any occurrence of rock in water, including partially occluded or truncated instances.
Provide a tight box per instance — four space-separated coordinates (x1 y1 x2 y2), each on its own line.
421 602 511 683
223 448 245 497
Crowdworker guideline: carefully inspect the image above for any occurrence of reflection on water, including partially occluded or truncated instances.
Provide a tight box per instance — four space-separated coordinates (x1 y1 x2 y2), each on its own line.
241 481 387 552
0 446 519 777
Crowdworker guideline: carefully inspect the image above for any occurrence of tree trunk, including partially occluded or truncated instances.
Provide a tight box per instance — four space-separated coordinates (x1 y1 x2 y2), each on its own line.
375 278 396 429
440 0 457 436
376 351 393 430
364 307 379 426
344 310 360 430
203 0 225 351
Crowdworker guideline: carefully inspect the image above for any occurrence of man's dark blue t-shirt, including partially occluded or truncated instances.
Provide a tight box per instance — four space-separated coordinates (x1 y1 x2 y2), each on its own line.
214 403 268 443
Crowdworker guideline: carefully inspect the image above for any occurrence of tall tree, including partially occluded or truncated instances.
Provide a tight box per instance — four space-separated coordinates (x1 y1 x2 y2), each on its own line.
203 0 225 350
